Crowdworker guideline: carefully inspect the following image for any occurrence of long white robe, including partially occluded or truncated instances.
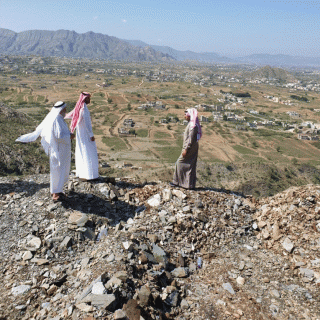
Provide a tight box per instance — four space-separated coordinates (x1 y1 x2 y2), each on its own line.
75 104 99 180
50 114 71 193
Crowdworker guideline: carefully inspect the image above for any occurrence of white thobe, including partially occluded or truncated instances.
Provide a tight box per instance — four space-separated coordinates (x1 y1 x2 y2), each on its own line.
75 104 99 180
50 115 71 194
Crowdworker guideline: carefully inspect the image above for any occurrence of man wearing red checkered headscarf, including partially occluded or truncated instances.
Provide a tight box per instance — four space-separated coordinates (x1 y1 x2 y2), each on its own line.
66 92 99 181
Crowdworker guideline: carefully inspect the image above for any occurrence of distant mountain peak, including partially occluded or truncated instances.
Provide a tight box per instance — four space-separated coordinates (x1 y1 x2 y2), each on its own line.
0 28 174 62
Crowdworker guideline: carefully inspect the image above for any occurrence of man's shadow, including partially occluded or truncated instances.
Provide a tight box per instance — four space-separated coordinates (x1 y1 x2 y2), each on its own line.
0 181 50 197
60 189 139 228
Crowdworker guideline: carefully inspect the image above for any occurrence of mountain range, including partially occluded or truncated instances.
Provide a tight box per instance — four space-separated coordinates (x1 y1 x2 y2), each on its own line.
0 28 173 62
1 28 320 67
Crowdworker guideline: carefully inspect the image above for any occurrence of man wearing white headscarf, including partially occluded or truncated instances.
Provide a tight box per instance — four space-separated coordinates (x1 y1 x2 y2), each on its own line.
65 92 99 181
170 108 202 189
16 101 74 201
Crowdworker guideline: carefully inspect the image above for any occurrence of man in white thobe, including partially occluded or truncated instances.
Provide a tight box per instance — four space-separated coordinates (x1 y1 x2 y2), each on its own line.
66 92 99 181
16 101 74 201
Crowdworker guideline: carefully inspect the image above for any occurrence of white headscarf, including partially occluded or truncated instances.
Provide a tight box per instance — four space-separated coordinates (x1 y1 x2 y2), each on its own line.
16 101 66 165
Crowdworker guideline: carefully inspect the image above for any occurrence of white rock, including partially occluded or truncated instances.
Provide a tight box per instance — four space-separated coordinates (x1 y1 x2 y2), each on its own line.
122 241 134 251
222 282 235 295
114 309 127 319
147 194 161 207
282 237 294 253
75 302 93 312
25 235 41 251
92 282 106 295
172 189 187 200
216 299 226 306
300 268 314 279
12 285 31 296
22 251 33 261
106 277 122 289
107 253 115 262
162 189 172 201
270 289 281 298
236 276 245 285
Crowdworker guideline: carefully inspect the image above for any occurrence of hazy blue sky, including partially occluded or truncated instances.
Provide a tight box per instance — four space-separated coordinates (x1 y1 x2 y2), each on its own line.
1 0 320 57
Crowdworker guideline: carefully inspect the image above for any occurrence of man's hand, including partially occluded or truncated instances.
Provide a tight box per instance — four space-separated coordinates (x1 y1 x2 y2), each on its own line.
90 136 95 141
182 149 187 157
70 133 75 140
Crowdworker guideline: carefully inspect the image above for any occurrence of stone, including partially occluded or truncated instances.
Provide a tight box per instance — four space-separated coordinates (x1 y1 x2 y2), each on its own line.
122 241 134 251
92 282 106 295
139 252 149 264
68 211 88 227
236 276 245 285
147 194 161 207
91 294 117 311
109 185 120 200
171 267 188 278
47 285 57 296
181 299 189 310
168 216 176 224
258 221 267 229
152 244 168 265
162 189 172 201
81 257 90 268
177 254 186 267
300 268 314 279
138 286 151 307
195 200 204 208
238 261 245 271
262 228 270 239
172 189 187 200
272 221 281 240
15 305 26 311
36 258 49 266
47 203 59 211
189 263 197 273
270 289 281 298
114 271 128 282
106 277 122 289
25 235 41 251
75 303 93 312
182 205 191 213
60 236 72 248
222 283 235 295
202 252 215 259
282 237 294 253
22 251 33 261
107 253 115 262
165 290 179 307
123 299 140 320
83 227 96 241
11 285 31 296
114 309 127 320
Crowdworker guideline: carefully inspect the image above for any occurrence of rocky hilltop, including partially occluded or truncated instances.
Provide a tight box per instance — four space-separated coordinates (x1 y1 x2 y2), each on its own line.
248 66 297 82
0 171 319 319
0 28 174 62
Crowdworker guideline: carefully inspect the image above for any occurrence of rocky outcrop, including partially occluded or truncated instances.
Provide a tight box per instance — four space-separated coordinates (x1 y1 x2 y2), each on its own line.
0 173 319 319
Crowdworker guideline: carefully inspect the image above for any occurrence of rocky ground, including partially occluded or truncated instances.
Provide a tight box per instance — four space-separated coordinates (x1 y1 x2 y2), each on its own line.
0 174 319 320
